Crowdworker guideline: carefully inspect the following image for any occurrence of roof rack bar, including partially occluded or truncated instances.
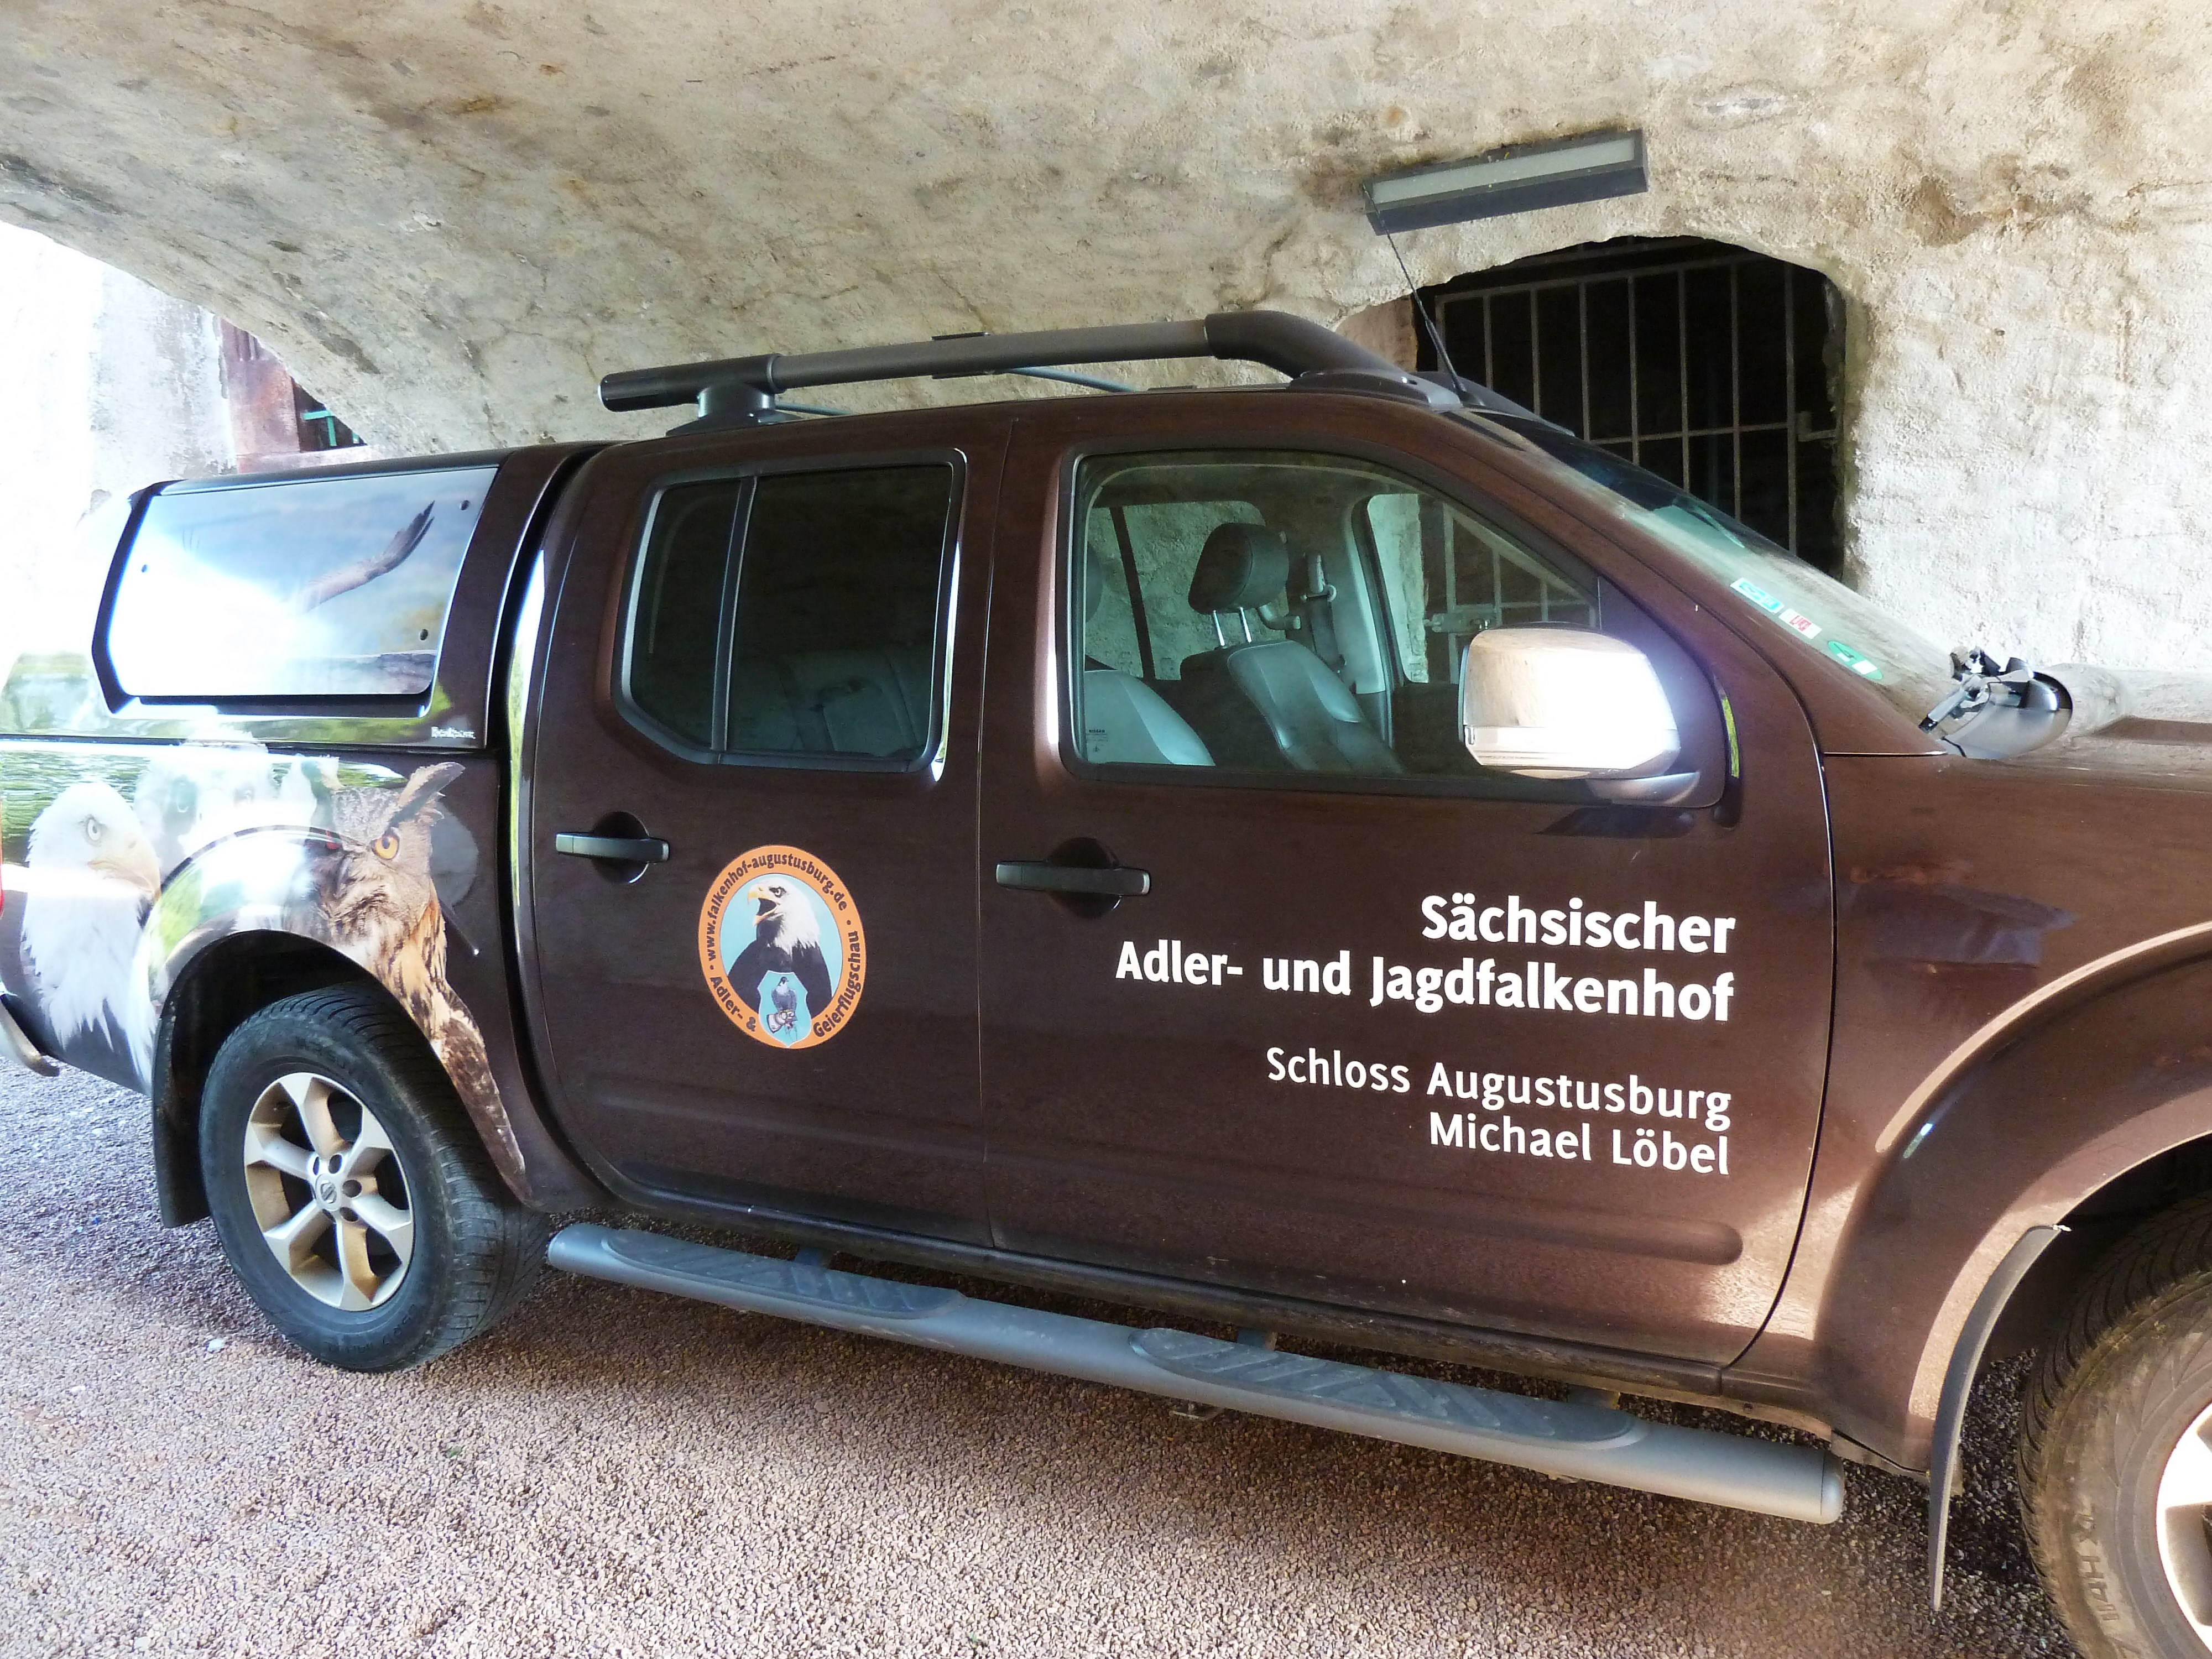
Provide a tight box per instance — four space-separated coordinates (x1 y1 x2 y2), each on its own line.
598 309 1397 413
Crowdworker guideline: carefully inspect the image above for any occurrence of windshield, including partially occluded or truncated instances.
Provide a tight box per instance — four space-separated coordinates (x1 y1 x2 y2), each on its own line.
1472 414 1954 721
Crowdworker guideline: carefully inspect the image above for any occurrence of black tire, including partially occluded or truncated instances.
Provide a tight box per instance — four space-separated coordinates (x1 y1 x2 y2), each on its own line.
2023 1194 2212 1658
199 984 547 1371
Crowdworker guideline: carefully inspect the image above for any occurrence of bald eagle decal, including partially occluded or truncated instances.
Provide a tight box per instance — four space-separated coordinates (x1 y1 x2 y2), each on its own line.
697 846 868 1050
14 780 161 1083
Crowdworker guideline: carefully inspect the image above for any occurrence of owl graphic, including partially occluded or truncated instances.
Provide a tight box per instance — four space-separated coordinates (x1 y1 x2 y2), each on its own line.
299 762 518 1172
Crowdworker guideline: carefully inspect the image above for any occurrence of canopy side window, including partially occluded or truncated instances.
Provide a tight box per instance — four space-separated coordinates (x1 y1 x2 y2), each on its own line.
103 463 498 702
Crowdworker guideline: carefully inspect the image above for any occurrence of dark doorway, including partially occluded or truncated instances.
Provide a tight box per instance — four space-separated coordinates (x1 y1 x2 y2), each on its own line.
1417 238 1844 573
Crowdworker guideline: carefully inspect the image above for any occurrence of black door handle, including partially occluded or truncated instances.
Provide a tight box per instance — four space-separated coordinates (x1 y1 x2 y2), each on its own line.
995 861 1150 898
556 832 671 863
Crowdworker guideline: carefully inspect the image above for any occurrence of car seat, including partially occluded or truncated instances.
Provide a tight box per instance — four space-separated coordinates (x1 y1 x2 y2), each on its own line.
1078 544 1212 766
1175 523 1403 774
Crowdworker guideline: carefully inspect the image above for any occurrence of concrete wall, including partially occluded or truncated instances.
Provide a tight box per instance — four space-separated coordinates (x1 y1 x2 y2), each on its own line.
0 222 231 672
1 3 2209 672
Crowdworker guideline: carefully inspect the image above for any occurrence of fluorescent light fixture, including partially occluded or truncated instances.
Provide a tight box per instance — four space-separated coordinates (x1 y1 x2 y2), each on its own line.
1363 130 1648 233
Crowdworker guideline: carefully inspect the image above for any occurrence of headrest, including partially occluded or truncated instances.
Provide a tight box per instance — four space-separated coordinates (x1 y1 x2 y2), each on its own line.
1086 542 1119 621
1187 523 1288 614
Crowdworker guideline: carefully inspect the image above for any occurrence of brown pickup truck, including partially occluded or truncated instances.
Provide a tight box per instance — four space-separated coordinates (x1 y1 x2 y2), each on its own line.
3 310 2208 1656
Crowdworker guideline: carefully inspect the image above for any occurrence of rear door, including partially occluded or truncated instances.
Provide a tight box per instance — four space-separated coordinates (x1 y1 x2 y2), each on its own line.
978 396 1833 1363
525 413 1006 1240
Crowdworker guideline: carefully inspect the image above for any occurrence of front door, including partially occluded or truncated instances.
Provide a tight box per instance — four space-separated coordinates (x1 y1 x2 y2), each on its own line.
526 413 1005 1241
978 401 1833 1362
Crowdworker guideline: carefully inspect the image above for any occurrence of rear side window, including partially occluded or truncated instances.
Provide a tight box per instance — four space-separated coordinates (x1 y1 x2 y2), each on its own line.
622 463 958 766
629 481 738 746
105 465 495 700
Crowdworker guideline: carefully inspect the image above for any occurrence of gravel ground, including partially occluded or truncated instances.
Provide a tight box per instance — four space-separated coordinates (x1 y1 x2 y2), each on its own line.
0 1064 2079 1658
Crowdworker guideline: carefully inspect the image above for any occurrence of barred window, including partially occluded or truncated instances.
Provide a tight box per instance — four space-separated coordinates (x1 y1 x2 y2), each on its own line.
1421 238 1844 573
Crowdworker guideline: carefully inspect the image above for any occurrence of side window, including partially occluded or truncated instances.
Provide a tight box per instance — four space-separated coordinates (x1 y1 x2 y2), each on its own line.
1361 487 1598 774
725 467 954 762
622 462 958 766
629 481 740 747
1081 500 1266 683
1069 450 1609 785
1364 492 1597 682
105 463 496 701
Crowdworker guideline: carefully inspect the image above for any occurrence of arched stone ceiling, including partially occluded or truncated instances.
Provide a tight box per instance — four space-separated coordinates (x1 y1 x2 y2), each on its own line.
4 2 2212 671
0 4 2193 442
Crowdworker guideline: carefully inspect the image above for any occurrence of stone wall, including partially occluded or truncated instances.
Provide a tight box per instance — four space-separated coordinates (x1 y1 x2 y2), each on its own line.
1 3 2208 671
0 222 231 671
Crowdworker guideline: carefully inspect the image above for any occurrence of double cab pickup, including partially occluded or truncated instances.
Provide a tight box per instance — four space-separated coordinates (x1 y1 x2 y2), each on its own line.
5 311 2210 1657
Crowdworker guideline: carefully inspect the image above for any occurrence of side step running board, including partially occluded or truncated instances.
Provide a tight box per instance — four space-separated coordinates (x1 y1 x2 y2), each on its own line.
547 1224 1844 1524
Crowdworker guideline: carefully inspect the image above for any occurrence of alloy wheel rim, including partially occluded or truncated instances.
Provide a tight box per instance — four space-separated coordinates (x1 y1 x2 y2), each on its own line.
2156 1397 2212 1651
241 1071 414 1311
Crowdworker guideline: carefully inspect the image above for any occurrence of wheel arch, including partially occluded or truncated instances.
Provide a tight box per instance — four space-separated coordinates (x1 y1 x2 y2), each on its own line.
153 932 420 1225
1815 933 2212 1473
1987 1134 2212 1368
140 808 606 1217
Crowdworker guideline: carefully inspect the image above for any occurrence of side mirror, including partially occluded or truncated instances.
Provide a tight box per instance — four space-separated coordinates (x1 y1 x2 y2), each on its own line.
1460 627 1692 798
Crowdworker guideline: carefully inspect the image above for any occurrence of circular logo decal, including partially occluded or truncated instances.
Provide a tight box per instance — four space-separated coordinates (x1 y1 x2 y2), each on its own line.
698 845 867 1050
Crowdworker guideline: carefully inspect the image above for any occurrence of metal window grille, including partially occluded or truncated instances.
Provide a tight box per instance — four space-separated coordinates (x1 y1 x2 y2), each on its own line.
1421 238 1844 572
1416 500 1595 684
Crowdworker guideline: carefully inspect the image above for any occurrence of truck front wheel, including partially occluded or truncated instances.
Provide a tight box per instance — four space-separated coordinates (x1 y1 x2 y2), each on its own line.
199 985 547 1371
2023 1196 2212 1658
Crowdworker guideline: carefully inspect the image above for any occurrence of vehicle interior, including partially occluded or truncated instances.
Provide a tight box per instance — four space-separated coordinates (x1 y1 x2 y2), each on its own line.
1073 451 1600 780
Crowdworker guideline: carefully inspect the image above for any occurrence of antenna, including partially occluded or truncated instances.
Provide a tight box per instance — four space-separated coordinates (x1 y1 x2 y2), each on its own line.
1386 229 1462 386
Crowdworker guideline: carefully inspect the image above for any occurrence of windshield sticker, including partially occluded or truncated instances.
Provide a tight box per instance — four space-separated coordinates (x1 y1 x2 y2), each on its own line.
1826 639 1884 680
1730 576 1821 643
698 846 867 1050
1729 576 1782 613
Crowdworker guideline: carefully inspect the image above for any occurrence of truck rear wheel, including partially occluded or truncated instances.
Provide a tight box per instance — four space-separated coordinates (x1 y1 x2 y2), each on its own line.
2022 1196 2212 1658
199 985 547 1371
